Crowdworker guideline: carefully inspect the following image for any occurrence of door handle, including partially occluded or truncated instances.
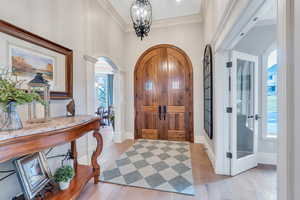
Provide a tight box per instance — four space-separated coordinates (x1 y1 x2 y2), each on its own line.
255 114 261 120
247 115 254 119
158 105 162 120
163 105 167 120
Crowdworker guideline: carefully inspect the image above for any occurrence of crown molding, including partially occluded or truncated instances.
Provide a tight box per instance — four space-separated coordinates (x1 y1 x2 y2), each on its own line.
125 14 203 32
96 0 128 31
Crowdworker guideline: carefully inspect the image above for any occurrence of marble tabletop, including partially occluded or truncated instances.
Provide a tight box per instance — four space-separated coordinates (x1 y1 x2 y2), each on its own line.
0 115 100 142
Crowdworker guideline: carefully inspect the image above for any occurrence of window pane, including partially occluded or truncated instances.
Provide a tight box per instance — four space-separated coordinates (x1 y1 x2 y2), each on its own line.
267 50 278 135
95 74 108 108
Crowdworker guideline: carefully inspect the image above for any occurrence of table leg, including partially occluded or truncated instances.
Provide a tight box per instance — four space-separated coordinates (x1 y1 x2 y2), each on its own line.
91 129 103 184
71 141 78 171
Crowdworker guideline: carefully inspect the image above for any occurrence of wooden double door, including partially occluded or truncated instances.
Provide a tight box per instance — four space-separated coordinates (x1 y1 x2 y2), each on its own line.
134 45 193 142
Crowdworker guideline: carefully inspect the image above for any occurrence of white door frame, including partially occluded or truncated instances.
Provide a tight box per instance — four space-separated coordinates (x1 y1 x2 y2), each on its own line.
211 0 292 199
261 42 278 140
84 55 125 143
230 51 259 176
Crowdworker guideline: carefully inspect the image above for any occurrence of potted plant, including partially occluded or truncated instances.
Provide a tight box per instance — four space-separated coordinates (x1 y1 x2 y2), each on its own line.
54 165 74 190
0 72 43 131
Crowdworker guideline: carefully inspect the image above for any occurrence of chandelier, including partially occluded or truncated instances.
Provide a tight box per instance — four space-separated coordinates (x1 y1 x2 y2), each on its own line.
130 0 152 40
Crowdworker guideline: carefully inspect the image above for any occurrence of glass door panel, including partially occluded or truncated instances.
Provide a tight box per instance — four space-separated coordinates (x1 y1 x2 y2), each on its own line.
236 59 255 159
230 51 258 176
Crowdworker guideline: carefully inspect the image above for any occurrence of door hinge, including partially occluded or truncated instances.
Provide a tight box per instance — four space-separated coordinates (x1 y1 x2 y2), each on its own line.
226 107 232 113
226 152 233 159
226 62 232 68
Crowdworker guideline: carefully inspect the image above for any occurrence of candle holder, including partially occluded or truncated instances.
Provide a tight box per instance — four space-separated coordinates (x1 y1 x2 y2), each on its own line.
27 73 50 123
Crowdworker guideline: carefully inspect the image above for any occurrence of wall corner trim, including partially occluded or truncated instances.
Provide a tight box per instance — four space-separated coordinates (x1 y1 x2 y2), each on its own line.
210 0 238 47
84 55 98 64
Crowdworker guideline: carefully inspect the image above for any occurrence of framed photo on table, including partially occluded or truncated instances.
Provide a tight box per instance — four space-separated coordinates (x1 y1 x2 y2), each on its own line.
14 152 52 200
0 20 73 99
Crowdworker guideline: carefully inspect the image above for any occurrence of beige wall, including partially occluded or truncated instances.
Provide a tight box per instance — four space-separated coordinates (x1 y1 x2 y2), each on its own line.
0 0 125 199
123 22 204 142
202 0 232 44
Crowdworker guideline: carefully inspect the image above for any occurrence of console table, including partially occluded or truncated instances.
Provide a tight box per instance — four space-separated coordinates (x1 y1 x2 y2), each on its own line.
0 115 102 200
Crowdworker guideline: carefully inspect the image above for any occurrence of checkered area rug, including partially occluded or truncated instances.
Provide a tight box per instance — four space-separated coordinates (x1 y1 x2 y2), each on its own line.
100 139 195 195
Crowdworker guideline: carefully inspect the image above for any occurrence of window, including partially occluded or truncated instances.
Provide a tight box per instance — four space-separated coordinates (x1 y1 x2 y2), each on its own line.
94 59 114 110
95 74 109 108
263 48 278 138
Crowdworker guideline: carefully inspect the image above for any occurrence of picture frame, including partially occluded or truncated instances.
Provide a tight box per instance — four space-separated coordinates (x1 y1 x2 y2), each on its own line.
14 152 52 200
0 20 73 100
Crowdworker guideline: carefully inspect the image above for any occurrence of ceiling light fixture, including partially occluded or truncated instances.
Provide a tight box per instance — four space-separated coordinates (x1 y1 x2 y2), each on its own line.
130 0 152 40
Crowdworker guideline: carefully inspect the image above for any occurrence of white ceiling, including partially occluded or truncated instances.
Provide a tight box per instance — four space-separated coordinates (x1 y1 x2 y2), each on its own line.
234 25 277 56
109 0 202 24
234 0 277 55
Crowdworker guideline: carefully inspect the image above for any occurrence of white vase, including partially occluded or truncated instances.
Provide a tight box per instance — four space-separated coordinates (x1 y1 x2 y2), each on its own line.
59 180 70 190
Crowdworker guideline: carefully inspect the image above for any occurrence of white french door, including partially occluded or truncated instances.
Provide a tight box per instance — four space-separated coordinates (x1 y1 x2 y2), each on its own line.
229 51 259 176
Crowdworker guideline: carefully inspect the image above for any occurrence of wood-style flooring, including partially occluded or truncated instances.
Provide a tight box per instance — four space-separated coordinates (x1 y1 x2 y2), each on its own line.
78 127 276 200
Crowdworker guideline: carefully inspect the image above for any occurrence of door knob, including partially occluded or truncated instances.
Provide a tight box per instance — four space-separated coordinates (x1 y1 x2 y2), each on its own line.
255 114 261 120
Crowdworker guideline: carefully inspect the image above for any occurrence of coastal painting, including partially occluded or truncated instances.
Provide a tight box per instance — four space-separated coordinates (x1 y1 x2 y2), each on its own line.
9 45 54 84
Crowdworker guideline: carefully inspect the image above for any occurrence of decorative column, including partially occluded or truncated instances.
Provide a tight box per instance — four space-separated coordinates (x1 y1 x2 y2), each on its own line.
84 55 98 115
83 55 98 164
113 70 126 143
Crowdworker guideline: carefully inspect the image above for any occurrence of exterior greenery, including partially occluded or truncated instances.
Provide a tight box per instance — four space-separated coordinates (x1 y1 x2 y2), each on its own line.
54 165 74 183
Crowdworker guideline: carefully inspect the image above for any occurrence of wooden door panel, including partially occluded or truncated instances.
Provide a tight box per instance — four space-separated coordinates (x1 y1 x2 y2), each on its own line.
165 47 190 141
167 130 186 141
136 110 159 138
142 58 158 106
135 45 193 142
168 106 185 113
168 113 185 130
135 49 161 139
143 106 157 112
142 129 159 139
167 55 186 106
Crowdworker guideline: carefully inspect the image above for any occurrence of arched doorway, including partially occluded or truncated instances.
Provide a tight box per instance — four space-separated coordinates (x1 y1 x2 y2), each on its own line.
95 57 115 112
134 44 194 142
85 55 125 143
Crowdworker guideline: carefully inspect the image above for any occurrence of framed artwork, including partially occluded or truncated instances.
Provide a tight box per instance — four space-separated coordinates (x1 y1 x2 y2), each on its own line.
203 44 213 139
0 20 73 99
9 44 55 88
14 152 52 200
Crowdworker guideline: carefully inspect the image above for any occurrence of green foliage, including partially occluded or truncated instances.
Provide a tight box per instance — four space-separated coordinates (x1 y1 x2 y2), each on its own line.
54 165 74 183
0 76 43 111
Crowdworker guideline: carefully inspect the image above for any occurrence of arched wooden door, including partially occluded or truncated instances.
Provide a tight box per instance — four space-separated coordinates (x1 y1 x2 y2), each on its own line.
134 44 193 142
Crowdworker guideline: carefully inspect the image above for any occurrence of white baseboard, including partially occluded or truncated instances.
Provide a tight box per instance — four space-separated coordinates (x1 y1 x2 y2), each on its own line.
200 135 216 169
199 135 205 144
113 131 127 143
126 131 134 139
258 152 277 165
194 134 202 144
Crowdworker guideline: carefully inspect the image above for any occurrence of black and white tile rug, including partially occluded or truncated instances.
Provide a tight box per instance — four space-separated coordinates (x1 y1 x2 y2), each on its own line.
100 139 195 196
